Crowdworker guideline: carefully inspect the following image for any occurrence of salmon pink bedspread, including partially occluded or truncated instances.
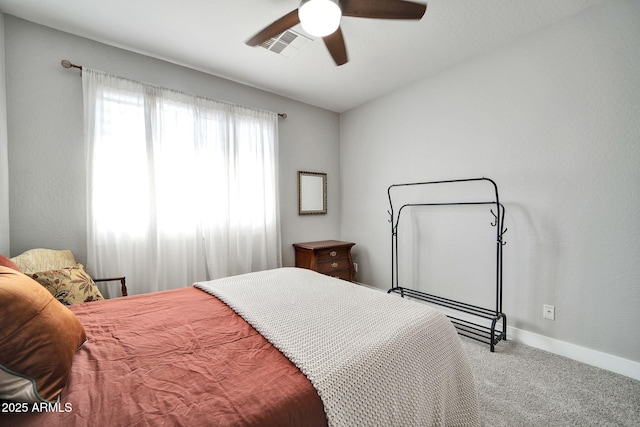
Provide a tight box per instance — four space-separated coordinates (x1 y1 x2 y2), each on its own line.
4 287 327 426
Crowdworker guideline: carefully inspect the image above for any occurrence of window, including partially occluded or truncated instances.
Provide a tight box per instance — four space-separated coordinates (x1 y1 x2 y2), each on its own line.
83 69 281 295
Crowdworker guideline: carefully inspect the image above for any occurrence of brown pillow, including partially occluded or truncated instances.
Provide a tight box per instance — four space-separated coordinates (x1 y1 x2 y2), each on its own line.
0 266 87 402
0 254 21 272
31 264 104 305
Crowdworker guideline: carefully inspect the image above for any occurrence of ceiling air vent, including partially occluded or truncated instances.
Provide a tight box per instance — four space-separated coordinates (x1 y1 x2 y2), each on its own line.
259 29 311 59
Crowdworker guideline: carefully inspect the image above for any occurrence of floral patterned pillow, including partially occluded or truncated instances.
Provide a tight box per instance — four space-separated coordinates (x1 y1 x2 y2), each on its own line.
31 264 104 305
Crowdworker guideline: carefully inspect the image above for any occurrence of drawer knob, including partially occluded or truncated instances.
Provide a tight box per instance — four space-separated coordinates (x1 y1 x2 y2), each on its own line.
330 251 337 257
331 262 338 268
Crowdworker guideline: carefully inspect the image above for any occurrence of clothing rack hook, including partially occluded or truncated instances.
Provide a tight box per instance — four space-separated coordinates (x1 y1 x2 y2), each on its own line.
388 210 399 236
490 209 507 245
490 208 498 227
498 227 508 246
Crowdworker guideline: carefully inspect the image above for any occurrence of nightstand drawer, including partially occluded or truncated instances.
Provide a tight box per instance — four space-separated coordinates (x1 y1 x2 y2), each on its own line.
316 248 350 263
317 258 351 274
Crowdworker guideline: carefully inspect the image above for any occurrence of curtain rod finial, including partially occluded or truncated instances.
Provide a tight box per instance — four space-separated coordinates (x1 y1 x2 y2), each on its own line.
61 59 82 71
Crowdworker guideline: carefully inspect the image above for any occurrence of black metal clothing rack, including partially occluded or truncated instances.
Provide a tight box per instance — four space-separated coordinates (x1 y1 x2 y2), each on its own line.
387 177 507 351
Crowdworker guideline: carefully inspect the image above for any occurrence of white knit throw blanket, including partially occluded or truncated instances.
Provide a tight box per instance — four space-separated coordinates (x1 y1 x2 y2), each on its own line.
195 268 479 427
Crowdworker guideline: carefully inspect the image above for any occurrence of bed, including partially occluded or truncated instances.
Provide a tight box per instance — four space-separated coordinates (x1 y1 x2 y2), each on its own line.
1 266 479 426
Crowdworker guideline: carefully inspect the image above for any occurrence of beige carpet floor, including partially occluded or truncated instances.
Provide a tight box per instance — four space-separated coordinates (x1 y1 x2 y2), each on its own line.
460 338 640 426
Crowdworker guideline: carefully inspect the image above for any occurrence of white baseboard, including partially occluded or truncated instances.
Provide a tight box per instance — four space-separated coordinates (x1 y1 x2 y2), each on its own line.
508 327 640 381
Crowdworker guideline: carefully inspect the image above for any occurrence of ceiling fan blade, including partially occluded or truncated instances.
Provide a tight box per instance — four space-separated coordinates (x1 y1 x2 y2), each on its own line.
246 9 300 46
341 0 427 20
323 27 348 66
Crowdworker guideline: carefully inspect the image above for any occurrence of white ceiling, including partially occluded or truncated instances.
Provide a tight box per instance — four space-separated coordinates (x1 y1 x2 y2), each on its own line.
0 0 605 113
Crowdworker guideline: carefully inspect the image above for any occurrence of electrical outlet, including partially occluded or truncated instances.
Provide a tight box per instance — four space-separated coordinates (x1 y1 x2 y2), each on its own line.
543 304 555 320
353 262 358 273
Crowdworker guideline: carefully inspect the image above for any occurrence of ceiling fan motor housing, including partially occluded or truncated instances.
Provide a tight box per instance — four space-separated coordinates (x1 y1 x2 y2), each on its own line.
298 0 342 37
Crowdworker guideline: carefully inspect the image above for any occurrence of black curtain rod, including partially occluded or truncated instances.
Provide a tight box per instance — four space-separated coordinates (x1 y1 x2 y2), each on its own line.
60 59 287 119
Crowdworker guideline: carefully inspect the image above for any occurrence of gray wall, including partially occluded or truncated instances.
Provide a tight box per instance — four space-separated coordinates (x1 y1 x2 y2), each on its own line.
3 15 341 267
0 15 8 254
340 0 640 364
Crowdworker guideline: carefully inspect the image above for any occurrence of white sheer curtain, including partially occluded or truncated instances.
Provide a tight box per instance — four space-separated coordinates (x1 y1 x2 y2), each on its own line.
83 68 281 297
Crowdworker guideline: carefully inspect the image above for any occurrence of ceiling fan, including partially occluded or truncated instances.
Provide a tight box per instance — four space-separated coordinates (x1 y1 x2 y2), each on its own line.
246 0 427 66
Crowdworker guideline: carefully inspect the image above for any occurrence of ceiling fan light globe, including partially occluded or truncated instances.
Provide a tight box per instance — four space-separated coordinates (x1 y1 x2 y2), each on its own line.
298 0 342 37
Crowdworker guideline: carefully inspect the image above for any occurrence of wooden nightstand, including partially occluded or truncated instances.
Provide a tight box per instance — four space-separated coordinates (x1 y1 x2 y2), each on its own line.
293 240 355 281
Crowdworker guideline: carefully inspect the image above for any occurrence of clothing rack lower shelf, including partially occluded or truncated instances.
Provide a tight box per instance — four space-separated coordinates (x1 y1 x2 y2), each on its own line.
388 286 507 352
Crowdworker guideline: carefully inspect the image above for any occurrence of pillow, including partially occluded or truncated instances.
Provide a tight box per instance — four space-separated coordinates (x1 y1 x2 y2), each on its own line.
10 248 76 275
31 264 104 305
0 254 21 272
0 266 87 402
